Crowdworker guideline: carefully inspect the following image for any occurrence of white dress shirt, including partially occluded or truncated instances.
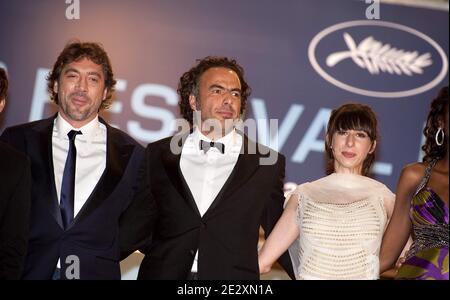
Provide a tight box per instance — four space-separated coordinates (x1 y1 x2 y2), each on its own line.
52 114 107 268
53 114 107 216
180 128 242 273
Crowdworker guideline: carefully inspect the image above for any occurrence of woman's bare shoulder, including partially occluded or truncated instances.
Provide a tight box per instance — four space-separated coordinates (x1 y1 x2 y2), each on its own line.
399 162 427 189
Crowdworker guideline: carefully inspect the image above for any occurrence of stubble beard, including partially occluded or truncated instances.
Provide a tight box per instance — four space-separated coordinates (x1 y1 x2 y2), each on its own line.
60 96 98 122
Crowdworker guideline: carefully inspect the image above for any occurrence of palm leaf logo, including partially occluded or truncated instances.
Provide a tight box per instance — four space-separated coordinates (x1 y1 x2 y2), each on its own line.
326 33 432 75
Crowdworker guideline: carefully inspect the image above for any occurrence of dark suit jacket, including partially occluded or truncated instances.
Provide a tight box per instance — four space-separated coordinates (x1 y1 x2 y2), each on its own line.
0 141 31 279
120 132 294 280
0 115 144 279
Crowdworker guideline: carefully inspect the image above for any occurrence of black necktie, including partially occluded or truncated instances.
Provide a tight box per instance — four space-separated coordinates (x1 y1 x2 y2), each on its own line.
199 140 225 154
60 130 82 230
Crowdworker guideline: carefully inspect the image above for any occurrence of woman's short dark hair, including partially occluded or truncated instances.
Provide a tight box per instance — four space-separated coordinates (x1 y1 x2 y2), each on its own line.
0 68 8 100
422 86 449 162
325 103 379 176
177 56 251 125
47 41 116 110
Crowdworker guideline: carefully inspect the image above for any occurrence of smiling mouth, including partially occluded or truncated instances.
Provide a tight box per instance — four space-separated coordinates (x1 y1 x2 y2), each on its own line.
71 95 89 106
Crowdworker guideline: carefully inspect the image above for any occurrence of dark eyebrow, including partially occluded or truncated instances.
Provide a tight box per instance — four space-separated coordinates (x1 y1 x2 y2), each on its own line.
209 84 241 93
63 69 102 78
209 84 225 90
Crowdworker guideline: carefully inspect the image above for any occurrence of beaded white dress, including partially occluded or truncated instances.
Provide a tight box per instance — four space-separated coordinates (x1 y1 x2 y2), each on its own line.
287 173 395 280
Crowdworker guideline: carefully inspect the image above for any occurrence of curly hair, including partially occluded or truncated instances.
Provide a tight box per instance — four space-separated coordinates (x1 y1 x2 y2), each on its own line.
0 68 7 101
325 103 379 176
47 41 116 110
422 86 448 162
177 56 251 125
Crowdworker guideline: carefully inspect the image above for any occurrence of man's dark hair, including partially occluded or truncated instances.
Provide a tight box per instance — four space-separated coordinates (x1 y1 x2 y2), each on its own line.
47 41 116 110
177 56 251 125
0 68 8 101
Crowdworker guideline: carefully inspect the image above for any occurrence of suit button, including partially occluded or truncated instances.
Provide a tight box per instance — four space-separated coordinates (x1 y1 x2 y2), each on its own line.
201 222 206 229
190 250 195 255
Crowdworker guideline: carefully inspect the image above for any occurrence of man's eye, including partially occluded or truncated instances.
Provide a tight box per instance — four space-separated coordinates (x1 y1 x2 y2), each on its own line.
337 130 347 135
231 91 241 98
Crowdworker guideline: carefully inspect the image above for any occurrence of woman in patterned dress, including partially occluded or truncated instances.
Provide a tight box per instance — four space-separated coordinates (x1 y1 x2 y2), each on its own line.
380 86 448 280
258 103 395 279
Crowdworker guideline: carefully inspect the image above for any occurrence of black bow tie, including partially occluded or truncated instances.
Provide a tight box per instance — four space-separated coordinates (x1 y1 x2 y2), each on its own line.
199 140 225 154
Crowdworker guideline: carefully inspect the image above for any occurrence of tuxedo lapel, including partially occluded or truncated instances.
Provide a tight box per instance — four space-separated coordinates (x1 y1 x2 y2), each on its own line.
161 133 201 216
203 134 259 218
32 116 63 228
71 119 134 227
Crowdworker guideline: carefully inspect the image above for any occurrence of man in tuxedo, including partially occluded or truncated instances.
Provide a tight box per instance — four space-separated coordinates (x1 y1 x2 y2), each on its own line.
120 56 294 280
0 42 144 279
0 68 31 279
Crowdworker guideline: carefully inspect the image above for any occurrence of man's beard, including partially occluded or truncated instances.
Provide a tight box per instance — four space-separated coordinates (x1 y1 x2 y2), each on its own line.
60 96 97 122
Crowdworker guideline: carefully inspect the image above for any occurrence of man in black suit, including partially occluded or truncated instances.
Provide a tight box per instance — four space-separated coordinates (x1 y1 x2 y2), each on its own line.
0 42 144 279
0 67 31 279
121 56 293 280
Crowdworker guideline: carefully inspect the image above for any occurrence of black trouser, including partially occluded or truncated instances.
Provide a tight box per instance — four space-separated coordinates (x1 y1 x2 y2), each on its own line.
52 268 61 280
186 272 199 280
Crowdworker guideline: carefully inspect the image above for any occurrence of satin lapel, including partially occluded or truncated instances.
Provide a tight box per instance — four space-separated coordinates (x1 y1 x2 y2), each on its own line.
203 134 259 218
33 116 63 228
70 120 134 227
161 133 200 216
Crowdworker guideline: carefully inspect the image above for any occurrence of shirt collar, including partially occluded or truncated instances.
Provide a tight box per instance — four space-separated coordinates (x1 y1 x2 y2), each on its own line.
192 127 242 155
54 113 102 142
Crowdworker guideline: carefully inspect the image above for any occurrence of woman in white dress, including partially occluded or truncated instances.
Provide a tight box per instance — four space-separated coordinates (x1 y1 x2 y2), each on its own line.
258 103 395 280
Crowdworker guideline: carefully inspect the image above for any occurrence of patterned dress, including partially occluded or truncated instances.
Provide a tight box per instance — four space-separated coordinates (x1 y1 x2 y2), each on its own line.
287 173 395 279
396 160 449 280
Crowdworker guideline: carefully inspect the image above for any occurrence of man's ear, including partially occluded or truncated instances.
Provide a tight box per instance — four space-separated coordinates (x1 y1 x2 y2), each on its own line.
189 94 197 111
0 98 5 114
369 140 377 154
103 88 108 101
53 81 58 94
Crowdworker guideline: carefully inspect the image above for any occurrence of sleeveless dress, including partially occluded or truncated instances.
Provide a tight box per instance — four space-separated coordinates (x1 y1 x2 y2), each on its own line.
287 173 395 280
396 160 449 280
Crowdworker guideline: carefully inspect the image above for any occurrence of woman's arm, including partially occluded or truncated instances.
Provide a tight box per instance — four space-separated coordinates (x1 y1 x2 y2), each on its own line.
258 194 300 274
379 164 421 273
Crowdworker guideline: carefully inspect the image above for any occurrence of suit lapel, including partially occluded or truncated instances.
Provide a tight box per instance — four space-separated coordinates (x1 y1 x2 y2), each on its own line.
161 133 201 217
33 115 64 228
203 134 259 218
70 118 134 227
